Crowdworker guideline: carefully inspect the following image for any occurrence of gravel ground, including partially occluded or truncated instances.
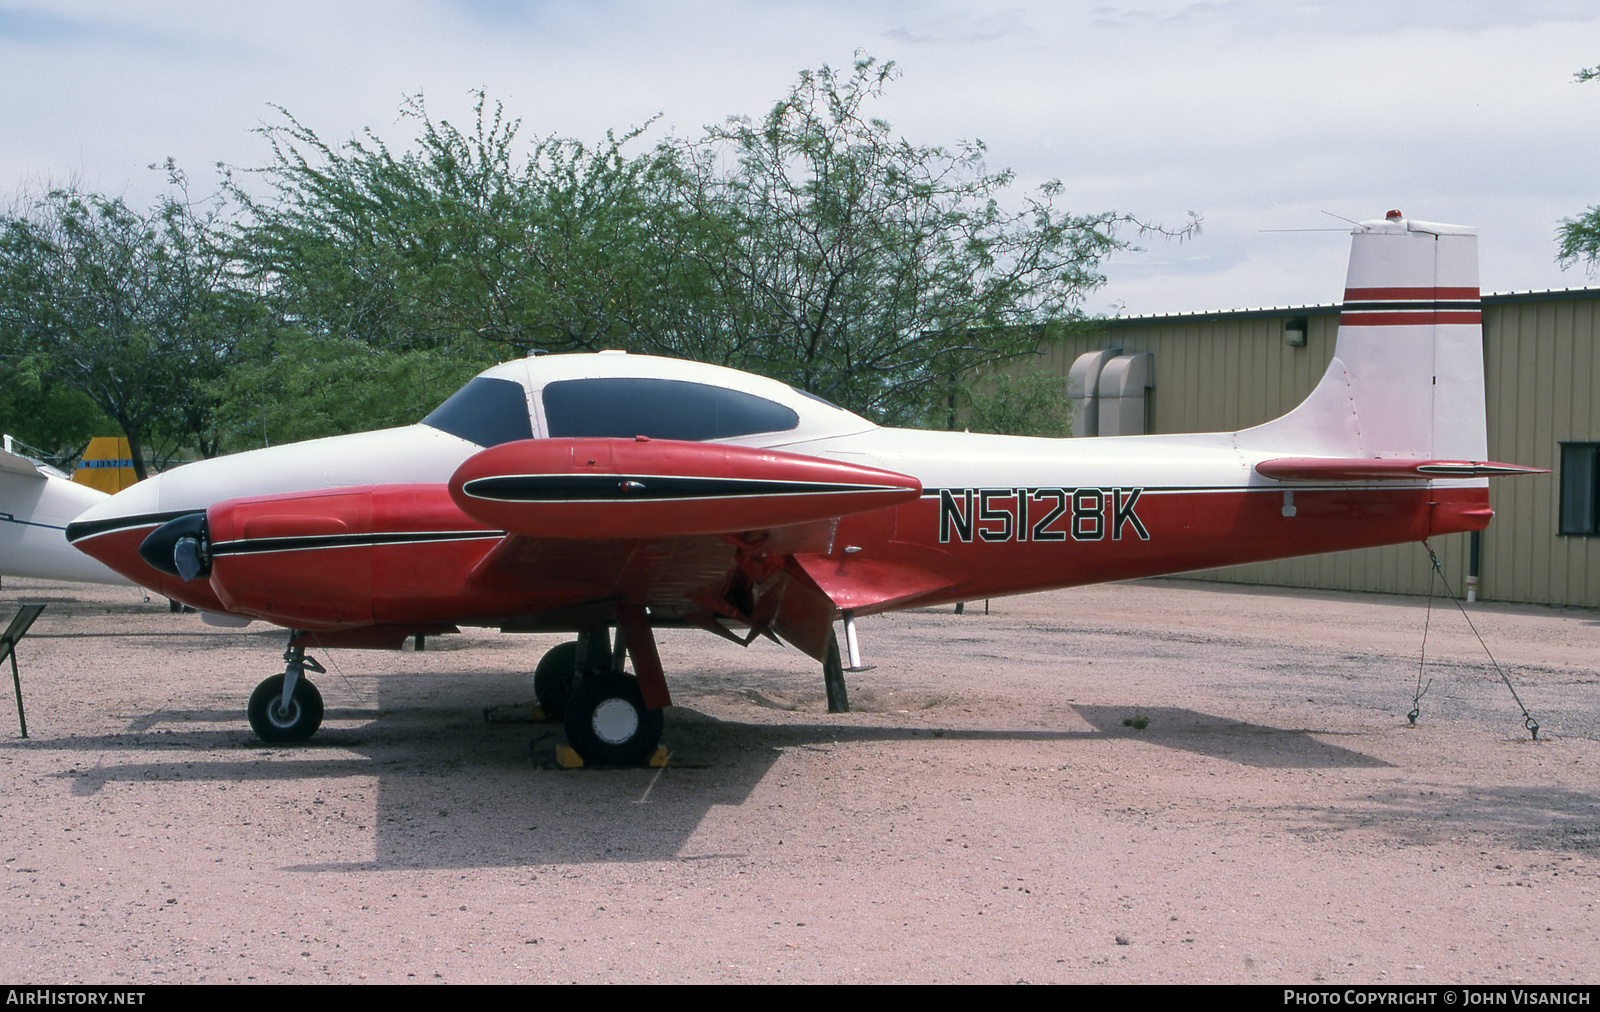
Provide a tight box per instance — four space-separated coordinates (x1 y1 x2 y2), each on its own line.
0 575 1596 984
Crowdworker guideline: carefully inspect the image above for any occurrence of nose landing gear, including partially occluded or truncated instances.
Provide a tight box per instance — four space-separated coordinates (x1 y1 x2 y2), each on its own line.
247 640 325 743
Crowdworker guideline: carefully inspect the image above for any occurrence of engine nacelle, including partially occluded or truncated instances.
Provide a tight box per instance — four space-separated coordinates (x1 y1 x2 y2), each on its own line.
449 437 921 539
205 489 376 629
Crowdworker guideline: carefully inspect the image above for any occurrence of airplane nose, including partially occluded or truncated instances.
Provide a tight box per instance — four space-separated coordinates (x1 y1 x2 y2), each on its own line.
137 512 211 580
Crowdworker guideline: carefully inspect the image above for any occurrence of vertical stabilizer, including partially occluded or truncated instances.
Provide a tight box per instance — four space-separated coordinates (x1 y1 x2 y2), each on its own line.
73 436 138 494
1244 213 1485 461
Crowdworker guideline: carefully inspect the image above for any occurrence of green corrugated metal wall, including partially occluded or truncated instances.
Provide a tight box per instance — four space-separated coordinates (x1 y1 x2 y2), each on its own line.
1038 294 1600 606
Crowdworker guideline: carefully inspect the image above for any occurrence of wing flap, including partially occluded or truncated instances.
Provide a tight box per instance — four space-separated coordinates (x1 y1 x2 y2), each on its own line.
790 553 956 613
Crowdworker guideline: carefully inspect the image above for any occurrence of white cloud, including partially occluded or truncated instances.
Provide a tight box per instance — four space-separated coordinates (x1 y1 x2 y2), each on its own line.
2 0 1596 312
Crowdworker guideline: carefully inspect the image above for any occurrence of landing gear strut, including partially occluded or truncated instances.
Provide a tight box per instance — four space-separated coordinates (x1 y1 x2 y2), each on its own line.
823 632 850 713
247 640 325 743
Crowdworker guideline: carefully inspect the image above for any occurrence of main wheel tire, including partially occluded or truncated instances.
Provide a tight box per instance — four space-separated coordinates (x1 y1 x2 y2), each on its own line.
562 670 663 767
247 673 325 743
533 640 581 720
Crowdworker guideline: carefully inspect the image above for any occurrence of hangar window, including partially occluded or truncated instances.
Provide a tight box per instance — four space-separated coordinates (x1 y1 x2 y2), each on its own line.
1559 442 1600 536
421 377 533 447
542 378 800 441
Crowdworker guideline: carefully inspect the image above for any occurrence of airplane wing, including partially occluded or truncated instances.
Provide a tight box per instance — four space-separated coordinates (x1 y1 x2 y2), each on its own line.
1 443 65 479
134 437 940 662
449 437 938 660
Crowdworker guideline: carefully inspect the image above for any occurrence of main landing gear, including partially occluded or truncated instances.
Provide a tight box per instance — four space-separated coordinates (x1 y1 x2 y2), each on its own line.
239 612 850 757
564 669 662 766
534 617 668 766
247 640 325 743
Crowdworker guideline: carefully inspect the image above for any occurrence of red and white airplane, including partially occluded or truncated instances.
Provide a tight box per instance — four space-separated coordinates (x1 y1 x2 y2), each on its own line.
46 213 1539 764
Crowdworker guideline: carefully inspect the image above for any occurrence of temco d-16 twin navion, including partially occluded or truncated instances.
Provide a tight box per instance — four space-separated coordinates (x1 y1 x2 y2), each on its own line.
39 214 1542 765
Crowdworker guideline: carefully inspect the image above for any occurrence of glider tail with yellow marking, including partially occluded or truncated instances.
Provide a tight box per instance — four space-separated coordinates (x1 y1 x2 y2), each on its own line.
72 437 138 494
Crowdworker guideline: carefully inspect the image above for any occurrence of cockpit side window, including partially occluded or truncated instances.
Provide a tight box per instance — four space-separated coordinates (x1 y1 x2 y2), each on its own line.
421 377 533 447
542 378 800 441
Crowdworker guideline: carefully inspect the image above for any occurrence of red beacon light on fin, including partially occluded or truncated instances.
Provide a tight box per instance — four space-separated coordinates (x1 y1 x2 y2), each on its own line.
1386 209 1403 221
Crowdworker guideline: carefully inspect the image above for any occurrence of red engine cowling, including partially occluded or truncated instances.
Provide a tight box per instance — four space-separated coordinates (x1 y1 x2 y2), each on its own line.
206 490 376 629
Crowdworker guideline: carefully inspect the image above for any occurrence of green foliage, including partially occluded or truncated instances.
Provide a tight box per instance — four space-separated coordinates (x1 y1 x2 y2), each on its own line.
1557 207 1600 271
962 362 1075 437
1560 65 1600 271
233 93 683 359
0 372 112 462
0 174 250 476
658 56 1191 424
5 60 1183 452
236 62 1182 428
208 330 484 448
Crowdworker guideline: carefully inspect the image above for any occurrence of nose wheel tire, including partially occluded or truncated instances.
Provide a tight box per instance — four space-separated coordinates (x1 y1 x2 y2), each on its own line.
532 640 581 720
562 670 663 766
248 673 325 743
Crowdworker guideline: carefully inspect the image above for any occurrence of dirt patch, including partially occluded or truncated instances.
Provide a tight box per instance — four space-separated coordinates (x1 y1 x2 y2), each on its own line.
0 577 1596 983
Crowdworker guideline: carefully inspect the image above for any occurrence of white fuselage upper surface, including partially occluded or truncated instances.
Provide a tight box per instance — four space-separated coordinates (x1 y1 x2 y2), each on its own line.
65 360 1322 537
68 424 484 532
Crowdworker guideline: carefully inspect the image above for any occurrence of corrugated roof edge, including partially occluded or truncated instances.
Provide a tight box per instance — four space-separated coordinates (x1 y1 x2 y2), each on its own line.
1094 287 1600 328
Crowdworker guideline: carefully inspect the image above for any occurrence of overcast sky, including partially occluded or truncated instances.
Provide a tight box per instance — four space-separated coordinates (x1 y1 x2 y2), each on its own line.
3 0 1597 317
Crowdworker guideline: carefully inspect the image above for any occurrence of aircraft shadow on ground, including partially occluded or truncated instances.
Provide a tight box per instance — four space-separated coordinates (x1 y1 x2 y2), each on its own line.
1286 783 1600 853
1071 704 1394 769
29 696 1392 869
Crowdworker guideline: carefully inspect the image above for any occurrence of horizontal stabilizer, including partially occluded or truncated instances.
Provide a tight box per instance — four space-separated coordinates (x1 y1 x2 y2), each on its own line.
1256 457 1548 482
450 437 922 539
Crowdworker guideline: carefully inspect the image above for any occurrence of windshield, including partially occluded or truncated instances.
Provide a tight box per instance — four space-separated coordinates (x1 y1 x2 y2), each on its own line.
421 377 533 447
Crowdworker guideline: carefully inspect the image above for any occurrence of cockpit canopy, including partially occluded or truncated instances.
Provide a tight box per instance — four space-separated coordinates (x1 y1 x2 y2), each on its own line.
421 377 533 448
421 352 872 448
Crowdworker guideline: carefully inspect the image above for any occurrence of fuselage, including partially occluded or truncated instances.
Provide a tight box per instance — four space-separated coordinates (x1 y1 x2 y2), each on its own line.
64 350 1491 635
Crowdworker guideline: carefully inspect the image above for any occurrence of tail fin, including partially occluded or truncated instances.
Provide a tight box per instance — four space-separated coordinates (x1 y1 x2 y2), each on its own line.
73 436 138 494
1243 213 1486 460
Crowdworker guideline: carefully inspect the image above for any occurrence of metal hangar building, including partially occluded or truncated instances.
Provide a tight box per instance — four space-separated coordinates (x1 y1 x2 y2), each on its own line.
1041 288 1600 608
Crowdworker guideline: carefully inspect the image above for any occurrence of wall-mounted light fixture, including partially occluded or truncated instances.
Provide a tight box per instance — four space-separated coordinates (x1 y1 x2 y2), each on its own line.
1284 316 1308 347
